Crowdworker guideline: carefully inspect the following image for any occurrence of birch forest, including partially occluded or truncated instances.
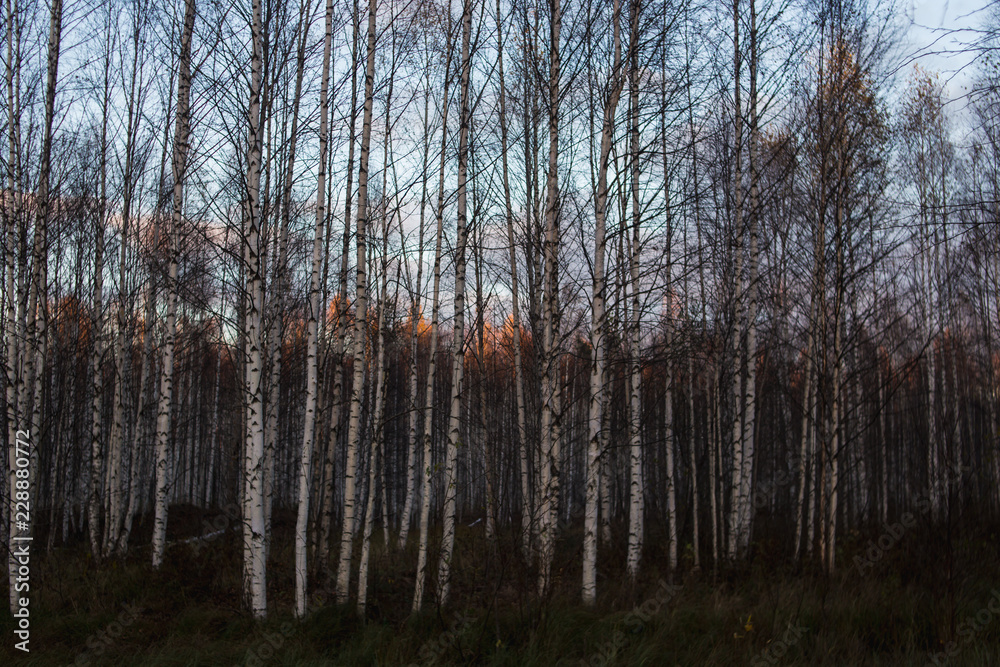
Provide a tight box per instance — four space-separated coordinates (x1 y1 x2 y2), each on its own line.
3 0 1000 663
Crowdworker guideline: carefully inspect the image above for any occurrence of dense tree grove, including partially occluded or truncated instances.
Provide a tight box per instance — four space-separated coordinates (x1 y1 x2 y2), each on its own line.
3 0 1000 618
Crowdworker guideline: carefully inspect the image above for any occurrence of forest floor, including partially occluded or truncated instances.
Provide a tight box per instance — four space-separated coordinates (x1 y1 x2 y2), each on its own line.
3 506 1000 666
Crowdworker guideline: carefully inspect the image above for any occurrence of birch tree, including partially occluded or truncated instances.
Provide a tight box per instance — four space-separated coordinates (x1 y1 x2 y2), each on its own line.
88 13 114 560
242 0 268 616
412 1 453 612
624 0 644 580
437 0 472 606
582 0 622 605
493 0 532 559
106 0 151 557
3 0 24 614
537 0 562 596
316 0 360 578
335 0 377 604
151 0 194 571
295 0 333 618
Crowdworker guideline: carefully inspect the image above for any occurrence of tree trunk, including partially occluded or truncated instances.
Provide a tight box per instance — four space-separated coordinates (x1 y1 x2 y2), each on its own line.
537 0 562 597
294 0 332 618
242 0 267 617
88 56 110 560
358 224 390 617
582 0 621 604
437 0 472 606
412 15 453 612
625 0 643 579
151 0 194 571
736 0 759 555
335 0 376 604
397 76 430 549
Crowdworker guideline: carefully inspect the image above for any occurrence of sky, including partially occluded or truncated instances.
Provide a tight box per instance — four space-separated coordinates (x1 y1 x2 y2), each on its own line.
907 0 993 99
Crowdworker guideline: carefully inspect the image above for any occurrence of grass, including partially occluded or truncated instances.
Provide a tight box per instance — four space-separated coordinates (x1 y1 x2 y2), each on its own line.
3 507 1000 665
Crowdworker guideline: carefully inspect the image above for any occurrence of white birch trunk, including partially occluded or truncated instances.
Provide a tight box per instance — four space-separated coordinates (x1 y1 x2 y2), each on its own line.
736 3 759 554
9 0 56 613
316 0 358 574
625 0 643 578
294 0 332 618
119 93 173 555
537 0 562 597
358 225 390 616
727 0 746 561
663 287 677 573
4 0 23 608
710 368 721 565
412 22 452 612
583 0 621 604
687 338 699 570
242 0 267 617
660 58 678 573
151 0 193 571
437 0 472 606
397 81 429 548
335 0 376 604
493 6 531 558
794 297 816 560
88 79 109 559
625 242 643 579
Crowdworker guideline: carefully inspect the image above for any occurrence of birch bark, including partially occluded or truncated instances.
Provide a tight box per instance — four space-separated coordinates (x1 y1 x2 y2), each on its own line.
294 0 333 618
437 0 472 605
335 0 376 604
582 0 621 604
412 14 452 612
151 0 194 571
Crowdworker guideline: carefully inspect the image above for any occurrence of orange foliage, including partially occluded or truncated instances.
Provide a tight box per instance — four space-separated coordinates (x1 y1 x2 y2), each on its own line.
54 295 90 342
325 294 350 326
399 310 432 339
